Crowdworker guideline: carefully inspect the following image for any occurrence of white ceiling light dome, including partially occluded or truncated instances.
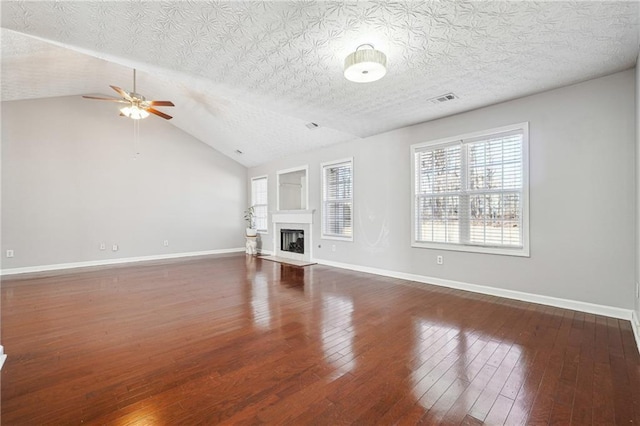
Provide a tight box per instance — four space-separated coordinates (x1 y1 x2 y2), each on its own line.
344 44 387 83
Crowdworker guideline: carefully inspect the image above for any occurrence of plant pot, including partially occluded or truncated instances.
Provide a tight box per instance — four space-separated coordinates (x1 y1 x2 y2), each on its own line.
246 228 258 237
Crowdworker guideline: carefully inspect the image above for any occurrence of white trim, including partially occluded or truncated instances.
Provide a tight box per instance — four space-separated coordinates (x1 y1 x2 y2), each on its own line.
272 211 314 224
313 257 633 321
276 165 309 211
277 164 309 176
320 157 354 171
412 123 529 150
0 248 245 276
0 345 6 370
632 311 640 355
321 235 353 242
410 242 529 257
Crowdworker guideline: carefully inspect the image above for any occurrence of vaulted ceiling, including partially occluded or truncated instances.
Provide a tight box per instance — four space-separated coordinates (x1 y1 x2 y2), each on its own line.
1 1 638 167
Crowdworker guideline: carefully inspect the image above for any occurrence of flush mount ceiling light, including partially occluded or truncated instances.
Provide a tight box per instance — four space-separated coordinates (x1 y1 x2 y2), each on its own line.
344 44 387 83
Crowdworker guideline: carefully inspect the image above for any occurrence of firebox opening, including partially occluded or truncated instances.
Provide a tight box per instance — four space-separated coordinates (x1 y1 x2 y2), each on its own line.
281 229 304 254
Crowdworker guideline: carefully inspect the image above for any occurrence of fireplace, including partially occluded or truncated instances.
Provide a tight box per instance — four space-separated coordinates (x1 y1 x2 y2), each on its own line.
281 229 304 254
272 210 314 262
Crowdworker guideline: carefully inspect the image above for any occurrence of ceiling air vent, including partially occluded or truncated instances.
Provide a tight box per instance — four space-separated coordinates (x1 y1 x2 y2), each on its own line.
428 93 457 104
305 122 319 130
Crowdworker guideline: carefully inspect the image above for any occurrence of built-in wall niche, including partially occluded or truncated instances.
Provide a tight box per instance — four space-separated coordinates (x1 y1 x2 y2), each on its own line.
277 165 308 211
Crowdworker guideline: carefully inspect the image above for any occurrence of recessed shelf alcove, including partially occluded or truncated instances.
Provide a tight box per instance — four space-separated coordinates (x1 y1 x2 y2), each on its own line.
277 165 308 211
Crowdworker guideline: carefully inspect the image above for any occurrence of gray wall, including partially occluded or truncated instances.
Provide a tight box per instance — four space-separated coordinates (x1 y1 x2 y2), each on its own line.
2 96 246 269
250 70 636 310
636 58 640 319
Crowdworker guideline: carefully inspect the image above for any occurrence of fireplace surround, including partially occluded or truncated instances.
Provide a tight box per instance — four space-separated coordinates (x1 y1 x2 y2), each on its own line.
272 210 314 262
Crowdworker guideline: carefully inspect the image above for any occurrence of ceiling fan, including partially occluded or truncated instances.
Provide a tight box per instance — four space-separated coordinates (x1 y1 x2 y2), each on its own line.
83 69 174 120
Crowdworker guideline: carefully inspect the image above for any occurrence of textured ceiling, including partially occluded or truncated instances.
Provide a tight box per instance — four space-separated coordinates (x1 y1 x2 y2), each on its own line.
1 1 638 167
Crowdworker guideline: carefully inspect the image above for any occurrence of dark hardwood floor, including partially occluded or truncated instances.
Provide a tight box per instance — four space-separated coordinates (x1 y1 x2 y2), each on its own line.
1 254 639 425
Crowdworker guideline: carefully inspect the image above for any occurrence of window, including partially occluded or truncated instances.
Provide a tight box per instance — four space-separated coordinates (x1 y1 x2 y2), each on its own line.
322 158 353 240
411 123 529 256
251 176 268 232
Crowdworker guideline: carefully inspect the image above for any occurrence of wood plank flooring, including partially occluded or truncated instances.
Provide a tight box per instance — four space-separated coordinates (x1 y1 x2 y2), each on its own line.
2 254 639 425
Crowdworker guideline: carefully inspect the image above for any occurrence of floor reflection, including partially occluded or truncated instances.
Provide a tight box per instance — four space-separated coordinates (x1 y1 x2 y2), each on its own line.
250 272 271 330
321 294 355 379
411 318 460 403
279 264 306 288
114 402 161 426
409 312 526 420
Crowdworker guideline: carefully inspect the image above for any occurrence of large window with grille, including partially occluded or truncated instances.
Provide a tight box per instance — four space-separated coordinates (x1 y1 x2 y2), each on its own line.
322 158 353 240
251 176 268 232
411 123 529 256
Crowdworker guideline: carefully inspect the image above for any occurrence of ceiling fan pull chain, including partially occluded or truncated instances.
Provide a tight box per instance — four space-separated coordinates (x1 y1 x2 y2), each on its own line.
133 119 141 159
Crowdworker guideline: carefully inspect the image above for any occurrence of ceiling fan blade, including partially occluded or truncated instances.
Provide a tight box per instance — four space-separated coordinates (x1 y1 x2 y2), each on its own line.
83 95 129 103
146 107 173 120
109 85 132 101
148 100 175 107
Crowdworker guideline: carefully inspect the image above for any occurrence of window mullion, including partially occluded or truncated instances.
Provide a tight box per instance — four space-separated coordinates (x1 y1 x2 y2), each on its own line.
459 144 470 244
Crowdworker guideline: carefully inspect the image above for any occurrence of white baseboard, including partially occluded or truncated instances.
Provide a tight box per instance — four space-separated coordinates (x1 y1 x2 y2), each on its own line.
313 258 634 321
258 249 274 256
632 311 640 355
0 248 245 276
0 345 6 370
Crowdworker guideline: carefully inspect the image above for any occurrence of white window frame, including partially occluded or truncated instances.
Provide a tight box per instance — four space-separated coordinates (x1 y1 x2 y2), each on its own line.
251 175 268 233
410 122 530 257
321 157 354 241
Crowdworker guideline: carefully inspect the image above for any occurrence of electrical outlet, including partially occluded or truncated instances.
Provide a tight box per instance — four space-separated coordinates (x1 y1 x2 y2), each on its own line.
437 255 443 265
163 240 169 247
99 242 106 250
6 250 14 258
112 244 118 252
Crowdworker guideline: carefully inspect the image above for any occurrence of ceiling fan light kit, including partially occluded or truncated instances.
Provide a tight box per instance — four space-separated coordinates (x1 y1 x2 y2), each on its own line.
120 105 149 120
344 44 387 83
83 69 175 120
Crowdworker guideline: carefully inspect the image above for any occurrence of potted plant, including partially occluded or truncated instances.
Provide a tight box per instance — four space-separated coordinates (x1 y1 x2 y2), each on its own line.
244 207 258 237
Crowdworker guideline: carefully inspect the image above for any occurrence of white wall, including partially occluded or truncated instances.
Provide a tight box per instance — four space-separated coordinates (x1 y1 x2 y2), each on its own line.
250 70 636 310
2 96 246 269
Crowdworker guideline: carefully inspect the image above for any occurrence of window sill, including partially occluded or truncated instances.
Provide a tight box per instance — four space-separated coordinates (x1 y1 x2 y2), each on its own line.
321 235 353 242
411 241 530 257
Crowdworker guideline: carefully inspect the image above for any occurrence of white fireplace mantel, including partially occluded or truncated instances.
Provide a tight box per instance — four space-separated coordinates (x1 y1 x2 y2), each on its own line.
272 209 315 225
